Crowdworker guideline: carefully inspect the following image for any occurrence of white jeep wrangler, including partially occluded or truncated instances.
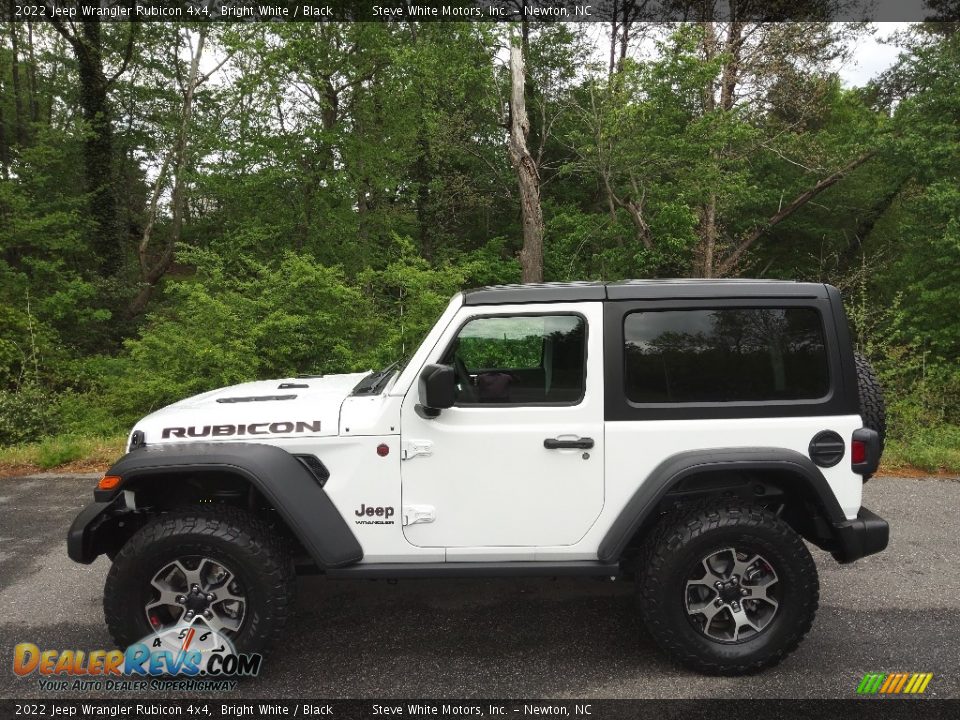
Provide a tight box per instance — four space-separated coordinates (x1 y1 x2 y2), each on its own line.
69 280 888 674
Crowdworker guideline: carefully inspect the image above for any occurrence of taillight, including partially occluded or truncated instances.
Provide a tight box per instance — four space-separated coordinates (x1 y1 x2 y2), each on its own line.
851 439 866 465
851 428 880 478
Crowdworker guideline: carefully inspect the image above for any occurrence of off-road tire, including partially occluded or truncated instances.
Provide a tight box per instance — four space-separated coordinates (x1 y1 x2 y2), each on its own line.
637 502 819 675
104 506 295 654
854 352 887 454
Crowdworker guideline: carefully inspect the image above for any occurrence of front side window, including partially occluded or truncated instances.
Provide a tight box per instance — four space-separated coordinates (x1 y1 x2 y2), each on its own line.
624 308 829 404
443 315 586 405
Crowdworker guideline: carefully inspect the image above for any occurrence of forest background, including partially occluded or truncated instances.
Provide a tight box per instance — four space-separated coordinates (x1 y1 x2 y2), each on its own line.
0 14 957 473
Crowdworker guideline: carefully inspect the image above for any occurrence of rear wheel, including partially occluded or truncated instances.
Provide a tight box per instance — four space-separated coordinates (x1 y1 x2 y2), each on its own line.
104 506 294 655
637 502 818 675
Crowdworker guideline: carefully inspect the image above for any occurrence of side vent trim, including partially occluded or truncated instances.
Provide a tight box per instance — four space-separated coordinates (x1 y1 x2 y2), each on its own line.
294 454 330 487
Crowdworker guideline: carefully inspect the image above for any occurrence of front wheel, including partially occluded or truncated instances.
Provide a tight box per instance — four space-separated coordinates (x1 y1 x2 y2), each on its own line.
637 503 819 675
103 506 295 655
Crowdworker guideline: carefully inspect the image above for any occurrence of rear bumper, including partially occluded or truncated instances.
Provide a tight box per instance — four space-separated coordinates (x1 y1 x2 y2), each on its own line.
830 507 889 563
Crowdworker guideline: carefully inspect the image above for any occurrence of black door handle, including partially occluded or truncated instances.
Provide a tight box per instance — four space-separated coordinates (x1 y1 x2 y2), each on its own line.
544 437 595 450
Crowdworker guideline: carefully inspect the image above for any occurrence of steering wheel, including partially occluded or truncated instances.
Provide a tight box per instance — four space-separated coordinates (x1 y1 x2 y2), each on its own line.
453 355 478 403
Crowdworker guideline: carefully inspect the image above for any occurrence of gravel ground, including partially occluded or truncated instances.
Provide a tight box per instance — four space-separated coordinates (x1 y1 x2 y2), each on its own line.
0 473 957 700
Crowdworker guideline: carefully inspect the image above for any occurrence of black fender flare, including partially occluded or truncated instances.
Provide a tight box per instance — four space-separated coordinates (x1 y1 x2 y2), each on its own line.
68 442 363 568
597 447 848 563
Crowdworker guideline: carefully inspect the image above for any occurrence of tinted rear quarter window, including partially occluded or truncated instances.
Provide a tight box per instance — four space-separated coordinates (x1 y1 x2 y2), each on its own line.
624 308 829 404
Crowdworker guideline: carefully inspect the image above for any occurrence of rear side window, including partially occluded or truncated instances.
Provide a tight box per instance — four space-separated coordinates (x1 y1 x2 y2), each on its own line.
623 308 829 404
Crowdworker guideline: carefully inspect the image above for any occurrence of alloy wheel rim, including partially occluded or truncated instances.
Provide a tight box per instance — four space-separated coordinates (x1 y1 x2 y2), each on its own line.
144 556 246 636
684 547 780 643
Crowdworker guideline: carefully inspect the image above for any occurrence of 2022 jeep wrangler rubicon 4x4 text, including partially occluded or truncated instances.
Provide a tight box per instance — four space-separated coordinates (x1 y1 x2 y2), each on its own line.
68 280 889 675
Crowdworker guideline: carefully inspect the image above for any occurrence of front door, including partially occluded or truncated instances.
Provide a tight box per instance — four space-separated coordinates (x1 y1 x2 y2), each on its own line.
400 303 604 549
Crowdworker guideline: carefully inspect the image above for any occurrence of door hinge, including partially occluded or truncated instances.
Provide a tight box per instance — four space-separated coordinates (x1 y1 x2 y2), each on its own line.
402 505 436 526
401 439 433 461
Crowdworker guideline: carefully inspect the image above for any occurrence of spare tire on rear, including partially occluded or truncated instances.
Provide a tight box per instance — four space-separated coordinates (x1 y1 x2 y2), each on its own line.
854 353 887 454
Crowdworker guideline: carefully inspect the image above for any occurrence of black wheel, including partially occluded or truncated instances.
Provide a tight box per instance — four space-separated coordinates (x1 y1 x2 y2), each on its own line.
637 502 818 675
104 506 294 655
854 353 887 454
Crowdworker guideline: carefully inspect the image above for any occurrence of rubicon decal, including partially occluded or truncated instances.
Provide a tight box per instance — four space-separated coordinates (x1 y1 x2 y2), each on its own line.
857 672 933 695
162 420 322 438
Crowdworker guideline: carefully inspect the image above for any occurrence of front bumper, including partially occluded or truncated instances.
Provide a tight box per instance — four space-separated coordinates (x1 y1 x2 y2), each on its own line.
67 499 120 564
830 507 889 563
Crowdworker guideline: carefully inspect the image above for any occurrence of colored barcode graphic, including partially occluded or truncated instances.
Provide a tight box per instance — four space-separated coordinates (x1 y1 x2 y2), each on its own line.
857 672 934 694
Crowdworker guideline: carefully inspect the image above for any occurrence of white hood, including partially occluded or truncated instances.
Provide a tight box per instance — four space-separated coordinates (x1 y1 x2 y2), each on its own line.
133 372 370 445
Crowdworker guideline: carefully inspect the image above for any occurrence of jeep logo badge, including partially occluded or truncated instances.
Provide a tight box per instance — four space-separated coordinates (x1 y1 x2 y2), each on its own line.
354 504 395 525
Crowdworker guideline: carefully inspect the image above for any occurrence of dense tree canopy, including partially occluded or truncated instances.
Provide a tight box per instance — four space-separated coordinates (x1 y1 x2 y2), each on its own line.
0 19 957 466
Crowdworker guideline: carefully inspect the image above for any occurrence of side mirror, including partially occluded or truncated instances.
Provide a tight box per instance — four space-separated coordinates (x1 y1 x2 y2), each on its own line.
418 363 456 415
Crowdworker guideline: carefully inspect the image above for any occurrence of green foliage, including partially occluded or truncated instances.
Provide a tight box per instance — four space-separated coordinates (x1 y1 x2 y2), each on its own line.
840 25 960 463
0 383 60 446
453 315 572 370
101 249 376 422
878 30 960 366
847 265 960 470
31 435 94 469
86 238 508 428
0 434 127 471
0 22 957 472
884 425 960 474
458 336 543 370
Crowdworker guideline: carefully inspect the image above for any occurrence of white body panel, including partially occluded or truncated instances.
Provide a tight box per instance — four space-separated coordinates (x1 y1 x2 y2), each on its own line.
270 430 442 563
399 302 606 549
602 416 864 525
132 372 369 444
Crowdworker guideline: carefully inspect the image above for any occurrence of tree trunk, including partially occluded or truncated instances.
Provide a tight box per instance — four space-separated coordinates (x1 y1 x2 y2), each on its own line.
618 0 631 71
128 29 207 318
508 44 544 284
413 133 433 260
694 19 745 277
7 8 26 145
716 151 877 276
26 21 39 124
609 0 618 76
837 175 908 270
46 19 125 276
701 192 717 277
45 45 62 127
407 20 434 260
0 74 9 179
719 20 743 112
698 21 719 277
610 0 640 74
701 21 717 112
79 34 123 274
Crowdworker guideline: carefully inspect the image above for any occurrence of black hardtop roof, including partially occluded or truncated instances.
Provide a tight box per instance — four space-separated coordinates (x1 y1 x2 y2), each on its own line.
462 279 831 306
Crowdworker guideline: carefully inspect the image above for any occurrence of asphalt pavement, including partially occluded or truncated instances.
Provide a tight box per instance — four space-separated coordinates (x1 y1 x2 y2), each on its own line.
0 473 958 699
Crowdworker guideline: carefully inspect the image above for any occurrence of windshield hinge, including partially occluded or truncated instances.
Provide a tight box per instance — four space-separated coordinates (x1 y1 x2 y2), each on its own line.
401 439 433 461
402 505 436 526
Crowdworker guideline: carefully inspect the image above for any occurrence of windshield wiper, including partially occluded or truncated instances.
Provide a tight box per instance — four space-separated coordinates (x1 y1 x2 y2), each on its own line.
352 361 400 395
